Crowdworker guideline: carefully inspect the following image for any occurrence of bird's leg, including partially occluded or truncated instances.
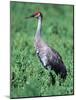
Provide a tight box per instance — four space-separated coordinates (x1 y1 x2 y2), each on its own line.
47 67 56 86
58 74 63 86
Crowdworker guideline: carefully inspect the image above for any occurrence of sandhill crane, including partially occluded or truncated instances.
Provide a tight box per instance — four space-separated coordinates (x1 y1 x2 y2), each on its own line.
26 12 67 84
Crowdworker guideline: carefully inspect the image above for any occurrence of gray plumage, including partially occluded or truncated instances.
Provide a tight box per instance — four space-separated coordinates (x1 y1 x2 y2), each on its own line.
28 12 67 80
35 37 67 79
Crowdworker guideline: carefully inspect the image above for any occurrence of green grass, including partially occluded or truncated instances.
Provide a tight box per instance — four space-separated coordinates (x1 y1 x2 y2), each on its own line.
10 1 74 98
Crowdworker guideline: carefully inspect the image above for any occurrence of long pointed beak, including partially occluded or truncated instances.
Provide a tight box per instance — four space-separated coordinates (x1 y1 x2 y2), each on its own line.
25 14 35 19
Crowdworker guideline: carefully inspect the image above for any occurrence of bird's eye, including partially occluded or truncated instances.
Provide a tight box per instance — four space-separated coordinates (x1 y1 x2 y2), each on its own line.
35 12 40 17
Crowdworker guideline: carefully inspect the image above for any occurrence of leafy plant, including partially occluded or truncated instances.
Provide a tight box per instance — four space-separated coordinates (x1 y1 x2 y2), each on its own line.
10 1 74 98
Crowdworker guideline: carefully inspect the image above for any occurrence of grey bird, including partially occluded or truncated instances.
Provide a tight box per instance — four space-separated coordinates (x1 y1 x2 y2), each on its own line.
26 12 67 84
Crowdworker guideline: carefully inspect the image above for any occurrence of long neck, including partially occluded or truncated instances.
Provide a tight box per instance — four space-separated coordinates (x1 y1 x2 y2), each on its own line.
35 16 42 40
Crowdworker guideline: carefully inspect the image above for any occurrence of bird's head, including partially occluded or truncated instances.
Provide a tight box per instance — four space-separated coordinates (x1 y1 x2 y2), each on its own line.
26 12 43 19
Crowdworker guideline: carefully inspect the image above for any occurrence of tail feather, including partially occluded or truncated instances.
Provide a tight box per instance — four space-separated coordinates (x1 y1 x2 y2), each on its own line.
60 63 67 79
51 62 67 80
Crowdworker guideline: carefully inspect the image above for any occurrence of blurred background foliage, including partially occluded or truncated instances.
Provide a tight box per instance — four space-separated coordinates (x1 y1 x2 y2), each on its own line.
10 1 74 98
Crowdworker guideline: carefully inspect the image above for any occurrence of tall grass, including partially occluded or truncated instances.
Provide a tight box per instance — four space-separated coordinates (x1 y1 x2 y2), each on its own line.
10 1 74 98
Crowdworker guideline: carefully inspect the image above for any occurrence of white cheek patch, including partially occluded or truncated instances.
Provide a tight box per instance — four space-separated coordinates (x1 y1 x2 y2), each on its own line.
35 13 40 17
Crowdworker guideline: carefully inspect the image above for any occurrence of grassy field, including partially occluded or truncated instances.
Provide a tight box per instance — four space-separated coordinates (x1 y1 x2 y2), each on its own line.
10 1 74 98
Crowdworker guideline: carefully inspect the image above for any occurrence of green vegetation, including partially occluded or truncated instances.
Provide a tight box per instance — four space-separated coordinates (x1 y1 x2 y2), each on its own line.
10 1 74 98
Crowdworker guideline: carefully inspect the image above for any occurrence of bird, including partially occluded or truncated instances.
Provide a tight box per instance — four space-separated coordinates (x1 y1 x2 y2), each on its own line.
26 11 67 84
